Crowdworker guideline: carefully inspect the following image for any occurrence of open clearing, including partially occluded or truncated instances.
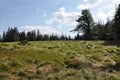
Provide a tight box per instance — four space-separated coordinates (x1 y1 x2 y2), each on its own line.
0 41 120 80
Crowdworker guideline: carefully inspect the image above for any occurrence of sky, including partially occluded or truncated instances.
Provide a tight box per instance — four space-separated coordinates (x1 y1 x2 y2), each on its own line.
0 0 120 36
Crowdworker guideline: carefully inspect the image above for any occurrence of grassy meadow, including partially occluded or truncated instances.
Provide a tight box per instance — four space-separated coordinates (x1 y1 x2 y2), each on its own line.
0 41 120 80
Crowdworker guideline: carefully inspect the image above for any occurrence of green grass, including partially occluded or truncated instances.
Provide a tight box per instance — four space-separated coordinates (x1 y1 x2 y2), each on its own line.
0 41 120 80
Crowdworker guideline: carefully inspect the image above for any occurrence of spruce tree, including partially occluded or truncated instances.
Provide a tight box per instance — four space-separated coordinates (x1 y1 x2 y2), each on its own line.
113 4 120 40
72 9 94 40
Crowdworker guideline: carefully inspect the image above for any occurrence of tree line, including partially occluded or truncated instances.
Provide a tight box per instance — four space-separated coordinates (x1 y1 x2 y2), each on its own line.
72 4 120 41
0 4 120 42
0 27 72 42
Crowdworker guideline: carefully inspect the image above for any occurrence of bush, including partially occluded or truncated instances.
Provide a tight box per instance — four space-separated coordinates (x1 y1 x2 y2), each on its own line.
0 73 9 79
8 59 22 68
18 71 27 77
65 58 84 69
18 40 30 45
0 63 10 72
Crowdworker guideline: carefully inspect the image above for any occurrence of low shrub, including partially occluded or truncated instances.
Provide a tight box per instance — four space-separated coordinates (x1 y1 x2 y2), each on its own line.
0 73 9 79
18 40 30 45
0 63 10 72
18 71 27 77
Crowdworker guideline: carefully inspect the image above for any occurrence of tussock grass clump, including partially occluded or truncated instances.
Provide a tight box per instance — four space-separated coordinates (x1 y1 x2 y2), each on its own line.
65 55 92 69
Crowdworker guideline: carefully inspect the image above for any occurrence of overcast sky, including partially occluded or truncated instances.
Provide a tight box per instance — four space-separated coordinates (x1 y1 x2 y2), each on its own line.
0 0 120 36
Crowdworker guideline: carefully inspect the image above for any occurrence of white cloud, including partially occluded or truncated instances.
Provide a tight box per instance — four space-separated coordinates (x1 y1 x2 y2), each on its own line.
46 7 80 28
95 9 116 23
43 13 47 17
84 0 102 5
21 7 80 36
77 0 103 10
108 9 115 18
21 26 57 34
106 0 120 14
112 0 120 5
95 0 120 22
77 4 89 10
44 7 82 36
105 0 120 11
96 11 107 22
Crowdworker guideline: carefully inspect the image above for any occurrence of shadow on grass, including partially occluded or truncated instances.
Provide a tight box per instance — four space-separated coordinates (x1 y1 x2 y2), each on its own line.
102 41 120 47
112 63 120 71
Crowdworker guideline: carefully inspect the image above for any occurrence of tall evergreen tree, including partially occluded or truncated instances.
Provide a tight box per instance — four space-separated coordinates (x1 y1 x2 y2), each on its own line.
20 31 26 41
36 30 41 40
5 27 12 41
2 31 6 42
43 34 49 40
12 27 20 41
74 34 83 40
97 21 106 40
60 33 66 40
2 27 19 42
27 31 32 41
104 19 114 40
68 36 72 40
112 4 120 40
31 30 36 41
50 33 58 40
72 9 94 40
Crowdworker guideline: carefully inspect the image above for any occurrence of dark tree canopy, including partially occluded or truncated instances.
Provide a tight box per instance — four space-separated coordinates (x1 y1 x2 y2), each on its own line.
112 4 120 40
72 9 94 40
2 27 19 42
19 31 26 41
1 27 72 42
